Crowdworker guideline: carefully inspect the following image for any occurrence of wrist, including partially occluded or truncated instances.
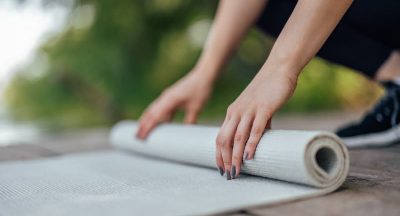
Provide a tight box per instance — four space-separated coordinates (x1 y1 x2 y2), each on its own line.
258 57 300 84
190 61 220 84
252 62 299 100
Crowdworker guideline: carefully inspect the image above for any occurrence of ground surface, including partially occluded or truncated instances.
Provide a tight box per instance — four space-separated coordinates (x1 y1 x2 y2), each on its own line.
1 112 399 216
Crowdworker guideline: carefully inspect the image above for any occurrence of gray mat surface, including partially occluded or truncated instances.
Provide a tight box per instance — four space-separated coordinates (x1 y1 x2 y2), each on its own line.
0 122 349 215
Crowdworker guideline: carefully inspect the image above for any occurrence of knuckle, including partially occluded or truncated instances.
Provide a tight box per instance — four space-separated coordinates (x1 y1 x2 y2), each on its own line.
216 135 223 146
256 102 269 110
144 113 155 122
149 109 159 117
226 105 235 114
162 89 181 100
149 112 161 122
216 135 228 147
246 139 258 147
223 161 232 166
226 107 232 115
222 141 232 150
234 133 244 143
251 127 264 137
232 155 242 163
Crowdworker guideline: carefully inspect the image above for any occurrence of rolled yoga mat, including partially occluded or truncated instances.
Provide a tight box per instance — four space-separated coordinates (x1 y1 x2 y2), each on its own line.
111 121 349 189
0 121 350 216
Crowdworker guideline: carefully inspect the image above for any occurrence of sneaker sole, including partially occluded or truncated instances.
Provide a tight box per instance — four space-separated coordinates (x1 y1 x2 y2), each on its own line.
341 125 400 148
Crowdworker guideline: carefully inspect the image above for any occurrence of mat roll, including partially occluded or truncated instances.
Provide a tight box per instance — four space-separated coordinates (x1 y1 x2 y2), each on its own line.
110 121 349 191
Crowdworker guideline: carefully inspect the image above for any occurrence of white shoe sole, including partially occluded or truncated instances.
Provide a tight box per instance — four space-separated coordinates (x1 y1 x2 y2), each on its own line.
341 125 400 148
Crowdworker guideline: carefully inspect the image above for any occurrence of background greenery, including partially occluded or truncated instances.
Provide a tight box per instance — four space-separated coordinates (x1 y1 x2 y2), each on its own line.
5 0 382 128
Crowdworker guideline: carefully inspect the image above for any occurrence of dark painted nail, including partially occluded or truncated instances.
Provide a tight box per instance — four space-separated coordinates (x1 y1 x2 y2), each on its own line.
231 165 236 179
244 152 249 161
226 170 232 180
218 167 224 176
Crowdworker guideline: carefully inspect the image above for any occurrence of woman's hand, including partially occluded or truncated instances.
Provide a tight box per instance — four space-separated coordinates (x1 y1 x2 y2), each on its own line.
216 71 297 180
215 0 352 180
136 69 213 139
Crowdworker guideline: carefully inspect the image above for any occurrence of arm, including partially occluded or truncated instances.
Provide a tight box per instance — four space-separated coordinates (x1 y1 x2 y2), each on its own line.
136 0 267 139
193 0 268 82
216 0 353 179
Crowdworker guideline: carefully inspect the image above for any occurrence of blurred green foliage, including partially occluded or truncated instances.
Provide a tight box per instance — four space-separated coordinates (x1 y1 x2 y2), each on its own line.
5 0 382 128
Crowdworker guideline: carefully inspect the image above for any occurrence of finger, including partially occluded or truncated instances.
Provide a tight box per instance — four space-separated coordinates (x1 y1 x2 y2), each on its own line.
215 117 230 177
216 116 239 180
184 106 200 124
142 109 177 139
216 145 225 176
136 110 152 139
244 111 270 160
137 114 158 139
231 113 253 178
138 95 181 139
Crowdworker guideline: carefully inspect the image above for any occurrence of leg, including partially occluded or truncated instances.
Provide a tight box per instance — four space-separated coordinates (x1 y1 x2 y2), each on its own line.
376 51 400 81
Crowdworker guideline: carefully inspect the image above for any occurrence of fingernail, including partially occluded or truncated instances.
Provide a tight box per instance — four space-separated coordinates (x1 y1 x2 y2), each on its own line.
243 152 249 161
226 170 232 180
218 167 224 176
231 165 236 179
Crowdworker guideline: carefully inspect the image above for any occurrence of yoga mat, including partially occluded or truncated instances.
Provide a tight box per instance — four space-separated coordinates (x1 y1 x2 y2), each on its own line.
0 121 349 216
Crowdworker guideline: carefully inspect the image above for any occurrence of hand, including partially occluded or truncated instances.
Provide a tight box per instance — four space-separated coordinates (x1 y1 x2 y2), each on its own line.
215 72 297 180
136 69 213 139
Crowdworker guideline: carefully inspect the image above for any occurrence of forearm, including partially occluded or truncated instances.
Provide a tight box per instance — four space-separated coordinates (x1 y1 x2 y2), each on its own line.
258 0 353 81
193 0 268 82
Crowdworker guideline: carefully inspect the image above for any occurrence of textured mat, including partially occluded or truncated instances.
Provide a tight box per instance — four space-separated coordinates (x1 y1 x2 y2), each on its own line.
0 121 349 216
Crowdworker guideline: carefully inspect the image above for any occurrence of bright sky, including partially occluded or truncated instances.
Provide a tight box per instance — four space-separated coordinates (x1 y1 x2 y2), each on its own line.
0 0 70 100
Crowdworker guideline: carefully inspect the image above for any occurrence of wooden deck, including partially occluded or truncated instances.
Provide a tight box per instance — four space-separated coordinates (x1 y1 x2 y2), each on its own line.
1 112 400 216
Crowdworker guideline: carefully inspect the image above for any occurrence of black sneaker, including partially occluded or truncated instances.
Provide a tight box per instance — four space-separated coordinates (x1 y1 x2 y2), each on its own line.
336 81 400 148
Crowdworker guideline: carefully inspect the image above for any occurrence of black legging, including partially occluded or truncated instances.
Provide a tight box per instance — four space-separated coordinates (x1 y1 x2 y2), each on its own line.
256 0 400 78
